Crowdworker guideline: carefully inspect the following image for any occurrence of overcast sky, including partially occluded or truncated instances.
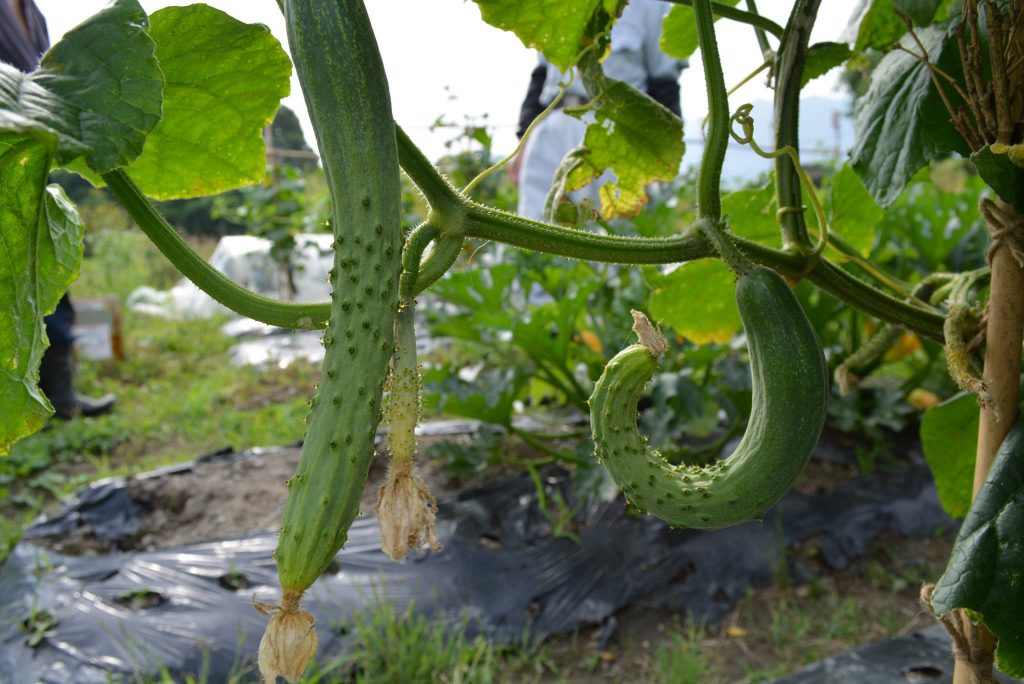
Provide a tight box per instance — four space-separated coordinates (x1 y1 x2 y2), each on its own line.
34 0 859 160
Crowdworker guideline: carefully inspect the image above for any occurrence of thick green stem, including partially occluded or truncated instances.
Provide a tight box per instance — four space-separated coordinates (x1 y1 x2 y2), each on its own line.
414 233 463 295
773 0 822 251
102 169 331 329
399 222 440 300
664 0 784 38
396 124 462 219
397 221 464 299
464 203 713 263
699 219 753 275
693 0 730 221
808 260 945 342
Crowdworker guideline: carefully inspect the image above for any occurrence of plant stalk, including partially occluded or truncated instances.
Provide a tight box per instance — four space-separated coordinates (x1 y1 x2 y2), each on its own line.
953 199 1024 684
693 0 729 221
773 0 822 252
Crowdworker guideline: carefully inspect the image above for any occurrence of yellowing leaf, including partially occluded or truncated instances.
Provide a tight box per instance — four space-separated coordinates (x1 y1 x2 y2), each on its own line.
972 143 1024 212
565 80 684 219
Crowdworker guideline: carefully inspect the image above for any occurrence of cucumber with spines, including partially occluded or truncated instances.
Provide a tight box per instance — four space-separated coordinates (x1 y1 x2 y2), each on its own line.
590 266 828 529
274 0 402 595
259 2 402 680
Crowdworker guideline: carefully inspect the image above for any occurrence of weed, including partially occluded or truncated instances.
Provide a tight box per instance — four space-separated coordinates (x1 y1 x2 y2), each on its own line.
651 625 713 684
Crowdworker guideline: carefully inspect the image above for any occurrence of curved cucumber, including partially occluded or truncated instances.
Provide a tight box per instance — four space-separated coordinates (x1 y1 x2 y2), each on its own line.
275 0 402 593
590 266 828 528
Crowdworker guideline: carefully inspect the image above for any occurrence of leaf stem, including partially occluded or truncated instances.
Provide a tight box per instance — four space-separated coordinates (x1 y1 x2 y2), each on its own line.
102 169 331 329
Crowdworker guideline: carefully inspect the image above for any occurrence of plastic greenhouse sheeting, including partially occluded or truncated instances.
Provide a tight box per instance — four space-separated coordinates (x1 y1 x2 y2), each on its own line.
1 447 958 683
126 234 334 320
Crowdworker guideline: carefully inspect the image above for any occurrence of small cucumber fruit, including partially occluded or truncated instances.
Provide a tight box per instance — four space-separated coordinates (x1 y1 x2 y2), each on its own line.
590 266 828 529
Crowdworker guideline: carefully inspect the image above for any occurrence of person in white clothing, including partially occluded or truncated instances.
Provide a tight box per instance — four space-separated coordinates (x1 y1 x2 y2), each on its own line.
513 1 687 221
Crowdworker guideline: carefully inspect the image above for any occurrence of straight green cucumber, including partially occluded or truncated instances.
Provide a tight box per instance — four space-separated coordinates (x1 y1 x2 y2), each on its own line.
275 0 402 593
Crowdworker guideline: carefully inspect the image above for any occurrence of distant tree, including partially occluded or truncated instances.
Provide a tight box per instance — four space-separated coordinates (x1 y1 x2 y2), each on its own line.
268 105 317 171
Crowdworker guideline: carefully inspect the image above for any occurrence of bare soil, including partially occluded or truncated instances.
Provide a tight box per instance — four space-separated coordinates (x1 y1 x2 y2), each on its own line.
36 429 518 555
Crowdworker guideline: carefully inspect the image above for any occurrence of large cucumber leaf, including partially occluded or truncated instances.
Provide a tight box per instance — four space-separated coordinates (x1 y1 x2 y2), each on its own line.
472 0 626 71
121 4 292 199
827 164 882 257
855 0 910 52
854 0 951 52
563 78 684 219
0 138 85 455
850 20 969 207
660 0 740 61
895 0 950 25
0 0 161 172
931 418 1024 677
647 260 738 345
646 183 776 344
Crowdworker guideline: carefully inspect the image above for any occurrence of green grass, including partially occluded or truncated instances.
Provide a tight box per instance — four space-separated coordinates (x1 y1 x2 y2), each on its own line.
130 599 557 684
651 625 714 684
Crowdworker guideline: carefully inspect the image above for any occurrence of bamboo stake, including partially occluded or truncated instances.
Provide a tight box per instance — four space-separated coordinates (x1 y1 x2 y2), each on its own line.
952 199 1024 684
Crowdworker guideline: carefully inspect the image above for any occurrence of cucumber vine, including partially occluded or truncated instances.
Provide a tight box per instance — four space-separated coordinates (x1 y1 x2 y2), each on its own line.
2 0 1021 680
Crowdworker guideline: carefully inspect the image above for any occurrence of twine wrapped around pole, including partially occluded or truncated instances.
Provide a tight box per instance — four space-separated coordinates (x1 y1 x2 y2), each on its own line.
921 585 997 684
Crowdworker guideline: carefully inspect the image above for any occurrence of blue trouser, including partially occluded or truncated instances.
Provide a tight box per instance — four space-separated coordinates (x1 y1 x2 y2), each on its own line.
46 294 75 346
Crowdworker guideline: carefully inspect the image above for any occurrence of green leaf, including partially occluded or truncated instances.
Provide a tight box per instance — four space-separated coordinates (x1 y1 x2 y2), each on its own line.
920 392 978 519
722 181 777 245
931 418 1024 677
122 4 292 199
0 0 161 172
971 144 1024 212
472 0 626 71
850 20 969 206
660 0 740 61
855 0 907 52
0 139 85 455
802 42 853 86
564 80 684 219
423 366 523 428
895 0 945 25
646 260 739 345
827 165 883 257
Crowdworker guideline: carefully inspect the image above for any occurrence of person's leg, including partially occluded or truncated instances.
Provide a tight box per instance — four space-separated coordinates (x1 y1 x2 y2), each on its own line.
517 112 590 221
39 294 115 419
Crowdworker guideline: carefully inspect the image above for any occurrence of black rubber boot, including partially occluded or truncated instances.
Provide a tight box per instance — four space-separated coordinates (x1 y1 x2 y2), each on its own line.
38 342 115 420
